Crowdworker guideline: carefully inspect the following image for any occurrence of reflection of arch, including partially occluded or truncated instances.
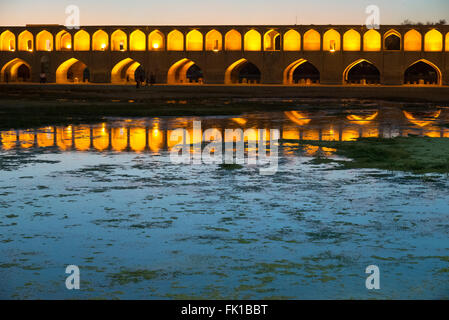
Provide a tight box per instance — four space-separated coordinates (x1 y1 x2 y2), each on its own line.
244 29 261 51
167 30 184 51
111 29 127 51
36 30 53 51
1 58 31 82
404 59 442 86
56 30 72 51
56 58 89 83
130 29 146 51
404 29 422 51
205 29 222 51
347 111 378 125
323 29 340 52
167 59 203 84
283 59 319 84
283 29 300 51
74 30 90 51
403 110 441 127
363 29 381 51
92 30 108 51
111 58 142 83
343 59 380 84
424 29 443 52
284 111 311 126
18 30 33 51
343 29 361 51
224 59 260 84
148 30 164 50
264 29 280 51
225 29 241 51
384 29 401 50
186 30 203 51
0 30 16 51
303 29 320 51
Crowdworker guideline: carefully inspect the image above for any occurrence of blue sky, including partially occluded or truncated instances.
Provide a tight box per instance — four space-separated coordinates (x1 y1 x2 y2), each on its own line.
0 0 448 26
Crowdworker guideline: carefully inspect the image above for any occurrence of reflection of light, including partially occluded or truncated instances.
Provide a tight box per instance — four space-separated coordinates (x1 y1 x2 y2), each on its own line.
346 111 378 125
232 118 247 126
403 110 441 127
285 111 311 126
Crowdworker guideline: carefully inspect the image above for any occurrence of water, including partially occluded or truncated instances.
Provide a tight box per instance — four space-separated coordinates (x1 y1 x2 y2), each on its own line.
1 103 449 299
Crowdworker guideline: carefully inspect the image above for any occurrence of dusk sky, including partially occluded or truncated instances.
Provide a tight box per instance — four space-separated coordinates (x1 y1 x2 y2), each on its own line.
0 0 448 26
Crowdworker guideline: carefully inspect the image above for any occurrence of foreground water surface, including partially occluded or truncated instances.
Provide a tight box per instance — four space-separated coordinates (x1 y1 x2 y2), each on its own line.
1 102 449 299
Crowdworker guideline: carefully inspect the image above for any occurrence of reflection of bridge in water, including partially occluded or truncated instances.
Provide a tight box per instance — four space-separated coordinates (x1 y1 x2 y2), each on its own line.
1 108 448 152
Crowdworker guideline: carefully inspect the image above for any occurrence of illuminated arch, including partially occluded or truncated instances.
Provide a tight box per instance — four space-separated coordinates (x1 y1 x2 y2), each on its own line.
111 58 142 83
56 58 89 83
363 29 381 51
404 59 442 86
36 30 53 51
74 30 90 51
244 29 261 51
1 58 31 82
148 30 164 50
130 29 146 51
283 29 300 51
167 30 184 51
205 29 222 51
404 29 422 51
303 29 320 51
186 30 203 51
0 30 16 51
343 59 380 84
384 29 401 50
18 30 33 51
111 29 127 51
55 30 72 51
225 29 241 51
167 58 203 84
224 58 261 84
343 29 361 51
446 33 449 52
323 29 340 52
424 29 443 52
283 59 320 84
92 30 108 51
264 29 280 51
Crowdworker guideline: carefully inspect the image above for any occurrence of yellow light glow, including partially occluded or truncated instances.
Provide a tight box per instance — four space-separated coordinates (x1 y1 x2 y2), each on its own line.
424 29 443 52
343 29 361 51
303 29 320 51
153 43 159 49
404 29 422 51
346 111 379 125
244 29 261 51
283 29 301 51
403 110 441 127
323 29 340 52
225 29 242 51
285 111 311 126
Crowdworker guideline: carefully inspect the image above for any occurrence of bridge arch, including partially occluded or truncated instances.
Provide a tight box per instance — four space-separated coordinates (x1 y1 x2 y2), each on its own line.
244 29 261 51
343 29 361 51
424 29 443 52
74 30 90 51
167 30 184 51
1 30 16 51
1 58 31 82
111 29 127 51
130 29 146 51
283 59 320 84
283 29 300 51
343 59 380 84
225 59 261 84
186 30 203 51
167 58 203 84
404 59 442 85
303 29 320 51
148 30 164 50
225 29 241 51
404 29 422 51
323 29 340 52
36 30 53 51
384 29 401 50
111 58 143 83
363 29 381 51
18 30 33 51
56 58 90 83
264 29 280 51
446 33 449 52
55 30 72 51
205 30 222 51
92 30 108 51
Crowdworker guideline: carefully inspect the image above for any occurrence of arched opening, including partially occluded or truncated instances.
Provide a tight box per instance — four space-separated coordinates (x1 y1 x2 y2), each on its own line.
55 30 72 51
74 30 90 51
92 30 108 51
303 29 320 51
205 29 222 51
446 33 449 52
264 29 280 51
111 58 143 84
424 29 443 52
111 29 127 51
244 29 261 51
149 30 164 50
343 59 380 85
1 58 31 82
225 29 241 51
404 29 422 51
1 30 16 51
323 29 340 52
186 30 203 51
56 58 90 83
167 30 184 51
343 29 361 51
225 59 261 84
130 29 146 51
18 30 33 51
36 30 53 51
283 29 301 51
404 59 442 85
167 59 203 84
283 59 320 84
363 29 381 51
384 30 401 50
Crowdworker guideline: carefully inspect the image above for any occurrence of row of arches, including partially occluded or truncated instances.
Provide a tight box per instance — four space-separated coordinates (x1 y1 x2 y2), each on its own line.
1 28 448 52
1 57 442 86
